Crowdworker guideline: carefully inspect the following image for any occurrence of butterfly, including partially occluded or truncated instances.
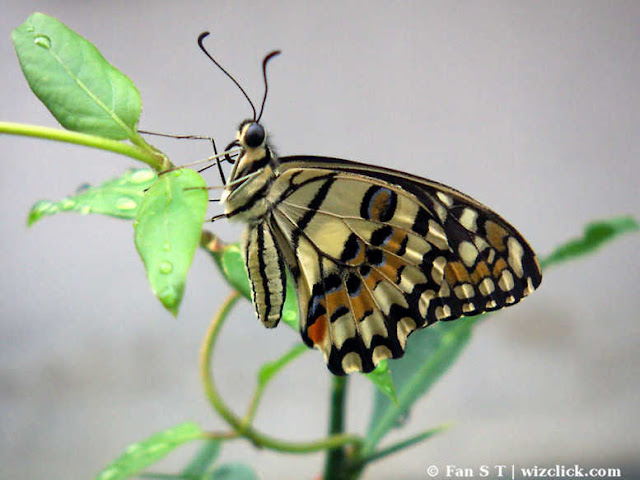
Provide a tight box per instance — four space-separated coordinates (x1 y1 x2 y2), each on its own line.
200 33 542 376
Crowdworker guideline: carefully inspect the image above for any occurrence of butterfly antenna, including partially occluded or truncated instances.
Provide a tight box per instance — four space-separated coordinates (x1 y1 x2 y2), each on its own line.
257 50 281 122
198 32 257 120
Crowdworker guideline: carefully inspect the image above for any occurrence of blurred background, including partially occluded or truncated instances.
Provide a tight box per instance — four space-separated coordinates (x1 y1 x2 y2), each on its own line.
1 1 639 479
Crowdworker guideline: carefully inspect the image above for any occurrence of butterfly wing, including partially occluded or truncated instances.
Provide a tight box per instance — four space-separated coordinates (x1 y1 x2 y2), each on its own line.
266 156 541 375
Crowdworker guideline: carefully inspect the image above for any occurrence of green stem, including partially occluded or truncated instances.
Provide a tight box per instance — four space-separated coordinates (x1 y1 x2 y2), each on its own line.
200 291 362 454
324 376 348 480
0 121 170 171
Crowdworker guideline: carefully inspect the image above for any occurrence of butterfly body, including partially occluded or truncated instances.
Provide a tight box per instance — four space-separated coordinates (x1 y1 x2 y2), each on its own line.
221 121 542 375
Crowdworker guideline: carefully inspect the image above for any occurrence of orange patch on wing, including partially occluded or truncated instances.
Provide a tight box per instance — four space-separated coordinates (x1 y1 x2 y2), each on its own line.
349 286 375 322
470 261 491 284
485 221 508 252
381 230 405 252
325 284 350 318
492 258 508 277
445 261 471 285
307 315 328 345
369 190 392 221
375 254 405 283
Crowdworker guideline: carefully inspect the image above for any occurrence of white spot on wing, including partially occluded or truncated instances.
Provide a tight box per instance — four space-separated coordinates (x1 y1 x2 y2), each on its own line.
459 208 478 231
498 269 515 292
507 236 525 278
436 191 453 206
458 241 479 267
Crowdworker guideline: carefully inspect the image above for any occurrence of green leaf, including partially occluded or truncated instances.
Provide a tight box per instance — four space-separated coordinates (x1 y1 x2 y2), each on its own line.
541 215 639 269
182 440 222 477
356 424 449 467
94 422 204 480
258 343 308 387
12 12 141 140
27 168 156 226
364 319 475 454
209 463 259 480
135 169 208 315
364 360 397 405
212 243 253 300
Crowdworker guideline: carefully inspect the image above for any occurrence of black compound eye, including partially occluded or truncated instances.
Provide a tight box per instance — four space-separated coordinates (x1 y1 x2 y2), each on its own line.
244 123 265 148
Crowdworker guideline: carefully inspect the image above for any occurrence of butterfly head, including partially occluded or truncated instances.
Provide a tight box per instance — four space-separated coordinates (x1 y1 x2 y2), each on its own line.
238 120 267 150
221 120 277 216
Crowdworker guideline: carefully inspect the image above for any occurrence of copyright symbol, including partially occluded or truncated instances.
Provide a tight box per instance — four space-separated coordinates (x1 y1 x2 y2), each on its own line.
427 465 439 477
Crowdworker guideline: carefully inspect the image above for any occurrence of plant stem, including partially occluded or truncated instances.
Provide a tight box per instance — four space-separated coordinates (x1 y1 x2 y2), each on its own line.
0 121 170 171
200 291 362 454
323 376 348 480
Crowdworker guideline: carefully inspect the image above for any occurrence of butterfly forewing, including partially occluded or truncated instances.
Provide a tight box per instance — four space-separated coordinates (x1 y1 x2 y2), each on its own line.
264 156 541 375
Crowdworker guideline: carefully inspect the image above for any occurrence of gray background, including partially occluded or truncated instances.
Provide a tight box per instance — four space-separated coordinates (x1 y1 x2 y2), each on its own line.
1 1 639 479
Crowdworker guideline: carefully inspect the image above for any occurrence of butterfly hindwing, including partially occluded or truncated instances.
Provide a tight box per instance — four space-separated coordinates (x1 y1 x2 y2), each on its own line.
263 157 541 374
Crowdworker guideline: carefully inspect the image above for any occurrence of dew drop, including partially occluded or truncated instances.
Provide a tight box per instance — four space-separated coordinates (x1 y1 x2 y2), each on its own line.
32 200 55 213
60 198 75 210
159 286 178 307
129 169 156 184
26 26 35 33
163 242 171 252
159 261 173 274
79 205 91 215
115 197 137 211
172 169 183 177
34 34 51 49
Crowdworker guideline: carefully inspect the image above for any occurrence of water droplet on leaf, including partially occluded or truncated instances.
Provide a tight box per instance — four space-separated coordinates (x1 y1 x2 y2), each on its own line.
159 286 178 308
79 205 91 215
34 34 51 49
163 242 171 251
172 169 182 177
159 261 173 274
60 198 75 210
32 200 54 213
129 169 156 184
115 197 137 211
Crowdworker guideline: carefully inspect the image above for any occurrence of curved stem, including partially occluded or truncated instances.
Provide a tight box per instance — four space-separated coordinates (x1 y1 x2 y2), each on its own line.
200 291 362 454
0 121 170 171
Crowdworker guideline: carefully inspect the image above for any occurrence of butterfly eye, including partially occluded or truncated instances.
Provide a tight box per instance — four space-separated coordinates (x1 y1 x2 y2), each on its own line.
245 123 266 148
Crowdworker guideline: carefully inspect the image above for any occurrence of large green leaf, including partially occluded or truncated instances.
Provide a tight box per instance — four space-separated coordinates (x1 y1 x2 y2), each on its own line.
12 12 141 140
28 168 156 225
135 170 208 315
94 422 204 480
